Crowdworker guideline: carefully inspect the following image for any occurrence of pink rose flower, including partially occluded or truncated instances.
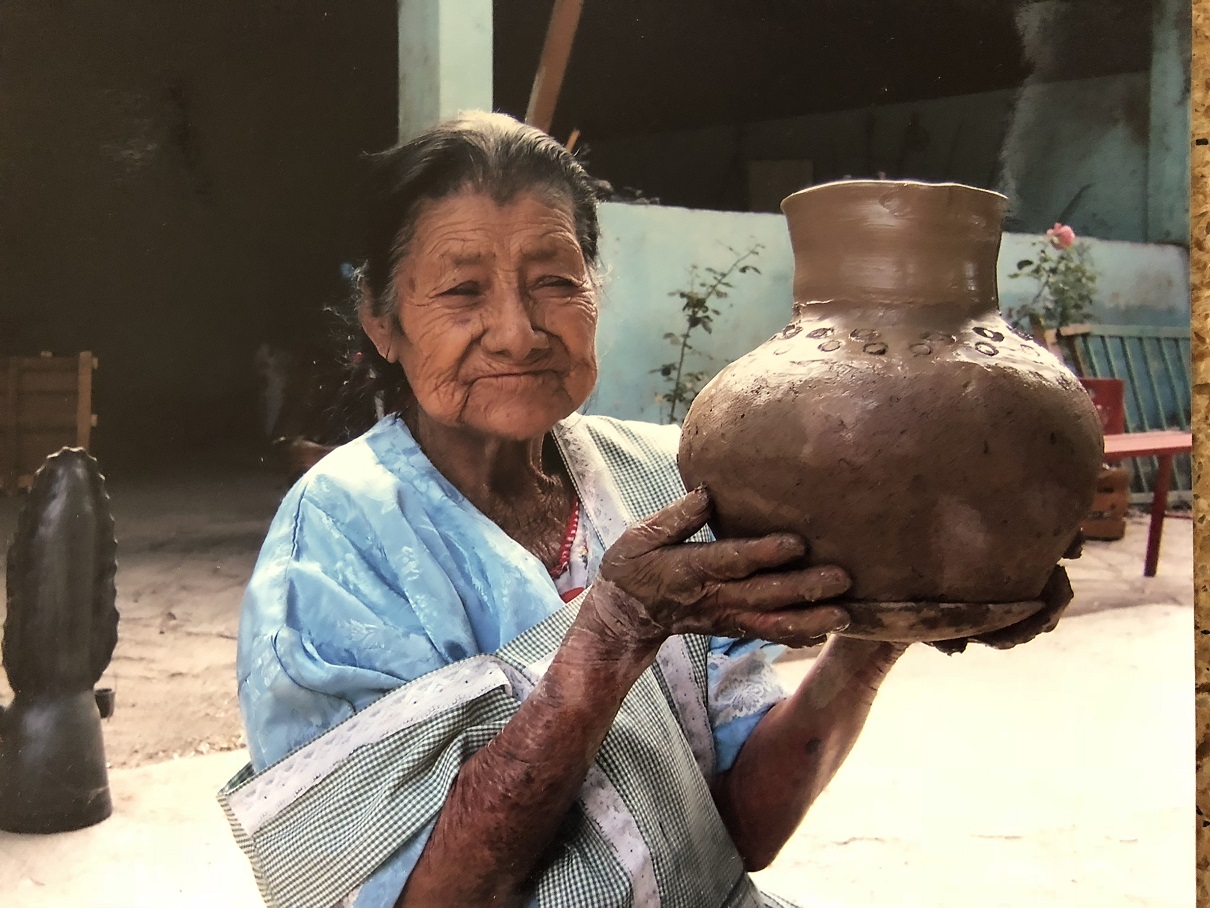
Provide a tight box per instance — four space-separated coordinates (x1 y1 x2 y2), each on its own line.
1046 223 1076 249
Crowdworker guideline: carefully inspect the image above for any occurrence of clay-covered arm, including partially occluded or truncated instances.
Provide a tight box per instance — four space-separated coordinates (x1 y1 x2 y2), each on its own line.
396 594 660 907
399 489 852 905
710 636 907 871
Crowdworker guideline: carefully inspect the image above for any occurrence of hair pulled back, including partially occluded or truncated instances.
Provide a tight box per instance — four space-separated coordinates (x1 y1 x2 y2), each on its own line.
335 112 603 432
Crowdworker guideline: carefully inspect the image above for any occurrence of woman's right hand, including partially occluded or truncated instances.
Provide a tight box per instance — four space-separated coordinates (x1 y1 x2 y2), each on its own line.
584 487 853 651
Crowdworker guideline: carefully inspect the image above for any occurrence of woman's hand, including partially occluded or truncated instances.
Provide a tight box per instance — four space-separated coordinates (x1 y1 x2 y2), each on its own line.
583 487 853 651
929 562 1076 655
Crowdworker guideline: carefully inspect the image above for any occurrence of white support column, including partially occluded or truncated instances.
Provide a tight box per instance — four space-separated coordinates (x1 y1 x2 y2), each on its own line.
1146 0 1191 245
397 0 493 143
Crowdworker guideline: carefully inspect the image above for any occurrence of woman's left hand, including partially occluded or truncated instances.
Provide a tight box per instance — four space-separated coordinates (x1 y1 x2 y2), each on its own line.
929 563 1075 655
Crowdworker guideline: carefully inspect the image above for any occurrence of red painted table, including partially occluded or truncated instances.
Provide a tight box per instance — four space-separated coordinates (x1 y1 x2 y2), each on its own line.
1101 430 1193 576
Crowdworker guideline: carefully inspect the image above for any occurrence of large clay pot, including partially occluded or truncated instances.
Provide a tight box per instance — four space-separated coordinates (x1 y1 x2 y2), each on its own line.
678 180 1103 638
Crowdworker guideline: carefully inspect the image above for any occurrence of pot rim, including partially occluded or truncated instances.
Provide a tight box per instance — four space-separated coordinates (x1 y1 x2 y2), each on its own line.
781 179 1008 213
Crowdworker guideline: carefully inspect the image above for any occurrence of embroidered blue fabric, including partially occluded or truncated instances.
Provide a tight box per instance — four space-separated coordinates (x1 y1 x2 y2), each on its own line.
236 416 784 907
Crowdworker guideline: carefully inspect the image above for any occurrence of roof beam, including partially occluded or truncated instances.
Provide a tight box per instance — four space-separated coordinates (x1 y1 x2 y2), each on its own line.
524 0 584 135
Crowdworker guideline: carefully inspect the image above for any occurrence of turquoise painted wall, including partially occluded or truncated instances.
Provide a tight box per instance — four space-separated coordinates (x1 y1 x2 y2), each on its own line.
588 88 1015 214
998 73 1150 241
1146 0 1192 244
588 203 795 423
588 202 1190 424
997 233 1190 328
589 70 1159 244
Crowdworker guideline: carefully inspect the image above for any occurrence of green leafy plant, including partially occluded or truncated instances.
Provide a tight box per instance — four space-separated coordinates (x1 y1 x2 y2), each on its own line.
653 243 762 424
1006 222 1098 333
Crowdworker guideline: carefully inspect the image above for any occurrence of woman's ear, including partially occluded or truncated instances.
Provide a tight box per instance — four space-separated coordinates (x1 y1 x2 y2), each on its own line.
358 287 398 363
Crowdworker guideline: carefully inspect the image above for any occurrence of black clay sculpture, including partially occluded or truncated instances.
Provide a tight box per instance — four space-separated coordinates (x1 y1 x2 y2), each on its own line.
0 447 119 833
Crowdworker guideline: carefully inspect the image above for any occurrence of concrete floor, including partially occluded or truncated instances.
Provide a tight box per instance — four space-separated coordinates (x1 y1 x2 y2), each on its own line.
0 514 1194 907
755 601 1192 908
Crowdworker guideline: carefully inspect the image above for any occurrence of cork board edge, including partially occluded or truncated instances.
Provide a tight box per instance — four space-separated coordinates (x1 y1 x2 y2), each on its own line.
1193 1 1208 904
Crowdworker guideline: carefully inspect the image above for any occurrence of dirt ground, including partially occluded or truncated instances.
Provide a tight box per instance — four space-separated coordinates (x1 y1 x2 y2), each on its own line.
0 463 1194 770
0 462 290 768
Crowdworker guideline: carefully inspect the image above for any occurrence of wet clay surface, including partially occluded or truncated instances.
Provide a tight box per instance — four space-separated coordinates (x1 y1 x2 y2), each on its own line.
679 181 1104 611
838 598 1044 642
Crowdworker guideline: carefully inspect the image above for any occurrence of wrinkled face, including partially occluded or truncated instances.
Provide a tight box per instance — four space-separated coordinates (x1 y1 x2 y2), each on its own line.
364 189 598 441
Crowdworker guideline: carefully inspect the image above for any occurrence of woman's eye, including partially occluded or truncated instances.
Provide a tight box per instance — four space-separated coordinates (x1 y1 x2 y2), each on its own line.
534 276 578 291
441 282 482 297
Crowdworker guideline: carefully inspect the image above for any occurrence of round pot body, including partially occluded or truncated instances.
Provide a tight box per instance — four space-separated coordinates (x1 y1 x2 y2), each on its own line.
678 180 1103 604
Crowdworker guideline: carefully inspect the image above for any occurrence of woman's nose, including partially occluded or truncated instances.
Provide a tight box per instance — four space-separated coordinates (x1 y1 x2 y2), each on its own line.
482 287 549 360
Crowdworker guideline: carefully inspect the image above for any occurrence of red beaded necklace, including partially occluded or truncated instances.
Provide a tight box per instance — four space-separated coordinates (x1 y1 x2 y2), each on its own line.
548 498 581 579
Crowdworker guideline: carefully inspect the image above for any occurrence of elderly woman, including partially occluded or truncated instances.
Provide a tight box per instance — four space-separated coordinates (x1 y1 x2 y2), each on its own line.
222 112 1071 908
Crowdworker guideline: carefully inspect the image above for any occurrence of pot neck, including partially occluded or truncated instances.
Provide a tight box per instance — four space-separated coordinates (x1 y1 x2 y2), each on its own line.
781 181 1006 311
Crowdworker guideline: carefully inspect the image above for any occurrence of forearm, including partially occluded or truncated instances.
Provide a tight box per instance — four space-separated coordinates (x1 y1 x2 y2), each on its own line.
712 636 906 870
398 599 659 907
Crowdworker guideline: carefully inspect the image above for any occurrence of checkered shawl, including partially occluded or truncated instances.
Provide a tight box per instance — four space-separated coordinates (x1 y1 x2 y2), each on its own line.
219 414 801 908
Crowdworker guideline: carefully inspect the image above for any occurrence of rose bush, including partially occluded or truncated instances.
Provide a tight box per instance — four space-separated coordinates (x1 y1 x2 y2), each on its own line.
1007 222 1097 332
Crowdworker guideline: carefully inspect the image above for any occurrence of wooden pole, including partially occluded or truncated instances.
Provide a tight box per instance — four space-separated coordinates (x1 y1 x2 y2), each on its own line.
524 0 585 134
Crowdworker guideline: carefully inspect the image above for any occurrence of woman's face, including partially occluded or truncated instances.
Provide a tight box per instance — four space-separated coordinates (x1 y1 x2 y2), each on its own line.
365 188 598 442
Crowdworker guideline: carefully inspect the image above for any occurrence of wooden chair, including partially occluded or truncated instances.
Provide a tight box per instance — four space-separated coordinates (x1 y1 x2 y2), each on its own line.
1078 378 1129 541
1078 377 1126 435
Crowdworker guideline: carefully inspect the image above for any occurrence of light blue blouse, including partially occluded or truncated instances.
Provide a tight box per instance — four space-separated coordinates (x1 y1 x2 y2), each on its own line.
236 416 786 907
